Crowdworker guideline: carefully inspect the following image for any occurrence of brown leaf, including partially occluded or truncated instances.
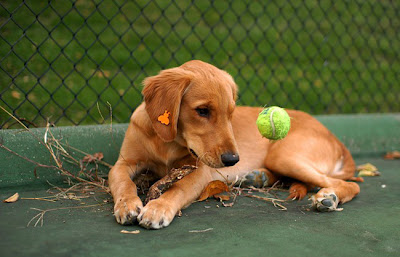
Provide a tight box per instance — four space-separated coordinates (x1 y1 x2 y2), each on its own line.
82 152 104 163
198 180 229 201
384 151 400 160
3 192 19 203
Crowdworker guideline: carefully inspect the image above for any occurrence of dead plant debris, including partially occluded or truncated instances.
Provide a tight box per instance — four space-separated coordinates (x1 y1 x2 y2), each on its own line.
145 165 197 204
0 105 117 228
82 152 104 163
120 230 140 234
198 180 229 201
384 151 400 160
357 163 381 177
189 228 213 233
3 192 19 203
27 203 106 227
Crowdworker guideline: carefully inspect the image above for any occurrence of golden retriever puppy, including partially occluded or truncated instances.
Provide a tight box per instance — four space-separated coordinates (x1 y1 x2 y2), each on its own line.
108 60 360 229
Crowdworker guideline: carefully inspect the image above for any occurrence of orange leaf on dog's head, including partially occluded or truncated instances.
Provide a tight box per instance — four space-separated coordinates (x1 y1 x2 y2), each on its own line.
198 180 229 201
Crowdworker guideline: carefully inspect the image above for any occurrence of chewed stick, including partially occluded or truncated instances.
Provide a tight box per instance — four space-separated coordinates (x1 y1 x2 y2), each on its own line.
145 165 197 204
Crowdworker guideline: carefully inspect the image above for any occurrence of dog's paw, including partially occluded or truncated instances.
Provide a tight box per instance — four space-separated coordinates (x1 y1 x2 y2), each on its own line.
311 192 342 212
113 196 143 225
137 199 176 229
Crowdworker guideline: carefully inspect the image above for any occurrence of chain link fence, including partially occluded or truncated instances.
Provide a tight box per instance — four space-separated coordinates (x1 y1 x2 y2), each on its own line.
1 0 400 128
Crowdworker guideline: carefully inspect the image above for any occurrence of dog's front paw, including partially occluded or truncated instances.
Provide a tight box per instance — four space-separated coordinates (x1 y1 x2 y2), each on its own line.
137 199 176 229
312 192 342 212
113 196 143 225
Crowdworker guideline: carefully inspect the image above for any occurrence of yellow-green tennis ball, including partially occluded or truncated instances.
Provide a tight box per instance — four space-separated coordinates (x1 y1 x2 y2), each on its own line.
256 106 291 140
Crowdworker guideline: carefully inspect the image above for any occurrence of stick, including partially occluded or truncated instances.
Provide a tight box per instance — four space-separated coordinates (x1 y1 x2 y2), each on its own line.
189 228 213 233
27 203 105 227
0 143 58 169
145 165 197 204
244 194 287 211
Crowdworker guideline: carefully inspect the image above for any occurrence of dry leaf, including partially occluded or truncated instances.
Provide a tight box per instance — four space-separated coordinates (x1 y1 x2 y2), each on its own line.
357 163 380 177
120 230 140 234
358 170 381 177
198 180 229 201
384 151 400 160
356 163 378 172
4 193 19 203
82 152 104 163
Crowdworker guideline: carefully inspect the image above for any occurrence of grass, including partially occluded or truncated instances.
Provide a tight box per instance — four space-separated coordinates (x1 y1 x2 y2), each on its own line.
1 0 400 127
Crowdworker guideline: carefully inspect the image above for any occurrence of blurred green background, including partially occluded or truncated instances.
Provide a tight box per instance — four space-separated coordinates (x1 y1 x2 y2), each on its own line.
1 0 400 128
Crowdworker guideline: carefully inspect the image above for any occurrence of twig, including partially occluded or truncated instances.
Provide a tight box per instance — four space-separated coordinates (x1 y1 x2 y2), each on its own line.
5 117 38 129
244 194 287 211
214 168 230 185
189 228 213 233
145 165 197 204
0 106 60 163
0 143 58 169
21 197 57 202
27 203 106 227
59 142 113 169
1 110 110 194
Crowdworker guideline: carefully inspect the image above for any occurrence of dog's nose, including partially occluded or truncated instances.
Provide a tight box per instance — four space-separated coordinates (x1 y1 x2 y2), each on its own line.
221 153 239 167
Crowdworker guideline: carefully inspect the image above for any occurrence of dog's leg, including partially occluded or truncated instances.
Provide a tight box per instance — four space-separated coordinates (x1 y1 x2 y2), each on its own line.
266 159 360 212
109 160 143 225
138 166 213 229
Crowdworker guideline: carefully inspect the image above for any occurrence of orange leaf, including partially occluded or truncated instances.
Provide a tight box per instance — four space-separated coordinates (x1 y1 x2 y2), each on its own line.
198 180 229 201
3 192 19 203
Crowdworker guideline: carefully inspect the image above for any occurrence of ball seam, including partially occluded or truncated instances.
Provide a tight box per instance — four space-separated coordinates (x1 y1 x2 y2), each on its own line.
269 108 276 139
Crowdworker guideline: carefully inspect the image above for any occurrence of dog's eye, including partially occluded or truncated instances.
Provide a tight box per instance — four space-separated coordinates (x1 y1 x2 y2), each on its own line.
196 107 210 118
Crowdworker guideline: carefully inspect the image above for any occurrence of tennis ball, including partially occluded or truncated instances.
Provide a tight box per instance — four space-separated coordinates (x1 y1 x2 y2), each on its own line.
256 106 291 140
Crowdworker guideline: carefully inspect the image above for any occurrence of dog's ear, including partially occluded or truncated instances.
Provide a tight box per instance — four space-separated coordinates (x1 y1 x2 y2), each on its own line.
142 67 193 142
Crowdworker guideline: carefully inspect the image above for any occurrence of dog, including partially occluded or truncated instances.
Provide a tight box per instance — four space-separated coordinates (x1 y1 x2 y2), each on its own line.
108 60 361 229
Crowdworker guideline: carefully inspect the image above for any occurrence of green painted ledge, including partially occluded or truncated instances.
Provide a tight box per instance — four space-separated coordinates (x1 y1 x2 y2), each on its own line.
1 113 399 188
1 113 400 257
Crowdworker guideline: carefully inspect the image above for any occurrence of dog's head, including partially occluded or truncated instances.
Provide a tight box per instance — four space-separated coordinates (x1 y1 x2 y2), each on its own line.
142 60 239 168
